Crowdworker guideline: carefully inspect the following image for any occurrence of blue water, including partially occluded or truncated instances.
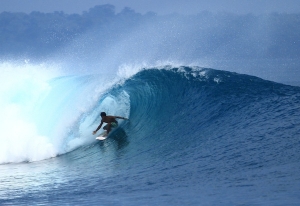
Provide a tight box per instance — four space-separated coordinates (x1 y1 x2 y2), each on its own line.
0 66 300 205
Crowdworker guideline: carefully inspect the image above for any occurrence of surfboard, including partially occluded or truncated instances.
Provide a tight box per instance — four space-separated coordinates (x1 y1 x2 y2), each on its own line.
96 131 108 140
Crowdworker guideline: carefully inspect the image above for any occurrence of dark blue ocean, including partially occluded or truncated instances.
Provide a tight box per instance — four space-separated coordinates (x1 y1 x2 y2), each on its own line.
0 65 300 205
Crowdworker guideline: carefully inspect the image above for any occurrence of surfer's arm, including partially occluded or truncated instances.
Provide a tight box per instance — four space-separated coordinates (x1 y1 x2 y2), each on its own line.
93 121 103 135
114 116 128 120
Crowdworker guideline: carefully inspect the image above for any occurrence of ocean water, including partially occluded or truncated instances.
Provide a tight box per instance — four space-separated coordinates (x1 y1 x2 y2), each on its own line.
0 64 300 205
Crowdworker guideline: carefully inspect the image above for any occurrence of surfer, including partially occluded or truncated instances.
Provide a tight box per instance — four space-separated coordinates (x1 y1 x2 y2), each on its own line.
92 112 128 135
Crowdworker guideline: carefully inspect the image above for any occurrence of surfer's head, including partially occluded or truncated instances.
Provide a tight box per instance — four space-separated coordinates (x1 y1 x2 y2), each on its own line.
100 112 106 117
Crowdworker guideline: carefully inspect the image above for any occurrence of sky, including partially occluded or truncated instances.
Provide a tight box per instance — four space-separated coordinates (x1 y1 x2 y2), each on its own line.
0 0 300 15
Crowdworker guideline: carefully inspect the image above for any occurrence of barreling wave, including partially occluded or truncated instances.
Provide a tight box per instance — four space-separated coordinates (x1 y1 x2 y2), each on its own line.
114 67 300 168
122 66 300 140
1 65 300 168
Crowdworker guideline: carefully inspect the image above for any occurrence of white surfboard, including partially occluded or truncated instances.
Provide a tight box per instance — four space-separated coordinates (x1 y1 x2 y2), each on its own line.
96 131 108 140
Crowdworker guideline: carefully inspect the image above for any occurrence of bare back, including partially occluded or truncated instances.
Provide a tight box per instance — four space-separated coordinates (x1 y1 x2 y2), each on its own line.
101 116 118 123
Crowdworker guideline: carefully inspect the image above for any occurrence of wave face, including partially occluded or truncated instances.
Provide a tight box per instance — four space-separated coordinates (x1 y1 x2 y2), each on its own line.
1 66 300 205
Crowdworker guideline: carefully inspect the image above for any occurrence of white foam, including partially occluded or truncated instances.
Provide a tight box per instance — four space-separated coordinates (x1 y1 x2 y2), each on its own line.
0 62 60 163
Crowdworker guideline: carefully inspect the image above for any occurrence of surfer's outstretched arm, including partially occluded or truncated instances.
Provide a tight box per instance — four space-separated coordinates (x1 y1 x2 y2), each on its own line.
93 121 103 135
114 116 128 120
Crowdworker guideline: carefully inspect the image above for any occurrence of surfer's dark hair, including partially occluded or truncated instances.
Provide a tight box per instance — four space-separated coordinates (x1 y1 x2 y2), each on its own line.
100 112 106 116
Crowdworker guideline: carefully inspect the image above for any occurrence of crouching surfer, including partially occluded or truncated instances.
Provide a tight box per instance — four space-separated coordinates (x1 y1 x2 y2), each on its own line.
92 112 128 136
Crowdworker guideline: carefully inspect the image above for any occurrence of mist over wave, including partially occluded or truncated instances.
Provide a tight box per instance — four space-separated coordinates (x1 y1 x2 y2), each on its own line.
1 5 299 83
53 11 300 83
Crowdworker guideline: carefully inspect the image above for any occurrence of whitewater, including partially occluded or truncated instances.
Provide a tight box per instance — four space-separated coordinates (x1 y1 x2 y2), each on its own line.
0 60 299 205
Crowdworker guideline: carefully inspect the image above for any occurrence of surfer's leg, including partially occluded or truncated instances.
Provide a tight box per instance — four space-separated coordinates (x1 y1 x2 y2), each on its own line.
105 123 112 134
